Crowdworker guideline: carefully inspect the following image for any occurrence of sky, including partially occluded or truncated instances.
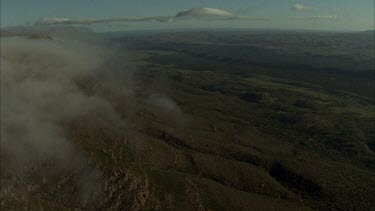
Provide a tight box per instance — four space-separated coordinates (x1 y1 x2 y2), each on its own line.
1 0 374 31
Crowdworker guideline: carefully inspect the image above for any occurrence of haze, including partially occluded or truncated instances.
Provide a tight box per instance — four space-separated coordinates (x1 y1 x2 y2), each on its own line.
1 0 374 31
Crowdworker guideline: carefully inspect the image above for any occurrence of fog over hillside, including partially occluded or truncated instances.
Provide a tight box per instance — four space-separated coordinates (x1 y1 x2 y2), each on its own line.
1 28 132 207
2 28 113 166
0 27 190 209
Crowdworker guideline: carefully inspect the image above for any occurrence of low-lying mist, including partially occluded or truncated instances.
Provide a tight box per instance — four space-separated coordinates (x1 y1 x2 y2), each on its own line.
0 27 189 208
0 28 134 206
1 28 119 170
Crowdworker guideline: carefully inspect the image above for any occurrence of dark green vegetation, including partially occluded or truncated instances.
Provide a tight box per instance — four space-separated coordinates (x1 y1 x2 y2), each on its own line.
119 31 375 210
2 30 374 210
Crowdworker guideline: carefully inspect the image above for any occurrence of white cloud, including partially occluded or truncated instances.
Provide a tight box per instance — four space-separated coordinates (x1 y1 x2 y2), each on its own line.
292 4 312 12
176 8 233 17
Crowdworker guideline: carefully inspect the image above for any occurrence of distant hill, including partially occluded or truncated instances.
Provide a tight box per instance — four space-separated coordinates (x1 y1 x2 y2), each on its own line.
361 30 375 34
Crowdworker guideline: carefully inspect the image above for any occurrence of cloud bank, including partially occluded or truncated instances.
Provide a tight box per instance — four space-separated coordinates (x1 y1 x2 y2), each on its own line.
35 7 267 25
36 16 174 25
291 15 338 20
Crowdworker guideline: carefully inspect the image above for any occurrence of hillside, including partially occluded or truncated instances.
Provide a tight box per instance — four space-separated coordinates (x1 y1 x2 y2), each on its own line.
1 30 374 210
